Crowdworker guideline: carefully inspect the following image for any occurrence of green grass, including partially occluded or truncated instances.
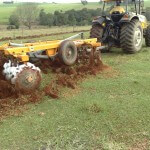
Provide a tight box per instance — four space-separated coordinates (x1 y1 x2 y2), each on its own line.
0 33 150 149
0 26 90 40
0 3 100 24
0 1 150 24
0 4 16 24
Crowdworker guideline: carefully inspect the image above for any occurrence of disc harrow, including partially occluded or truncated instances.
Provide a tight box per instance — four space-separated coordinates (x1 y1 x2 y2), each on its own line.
0 33 103 93
2 60 41 93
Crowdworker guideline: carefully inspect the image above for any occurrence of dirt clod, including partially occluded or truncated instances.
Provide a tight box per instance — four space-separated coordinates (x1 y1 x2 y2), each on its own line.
41 48 110 101
44 82 59 99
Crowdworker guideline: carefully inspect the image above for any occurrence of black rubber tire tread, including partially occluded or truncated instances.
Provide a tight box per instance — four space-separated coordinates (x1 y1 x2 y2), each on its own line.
58 40 77 66
145 25 150 47
90 24 110 52
120 20 143 54
90 24 103 42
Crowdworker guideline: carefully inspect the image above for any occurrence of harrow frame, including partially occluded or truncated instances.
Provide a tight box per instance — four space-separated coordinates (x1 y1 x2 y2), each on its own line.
0 38 101 62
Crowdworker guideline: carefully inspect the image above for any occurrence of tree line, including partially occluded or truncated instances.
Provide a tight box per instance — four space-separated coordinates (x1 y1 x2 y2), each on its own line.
8 3 102 29
8 3 150 30
38 8 102 27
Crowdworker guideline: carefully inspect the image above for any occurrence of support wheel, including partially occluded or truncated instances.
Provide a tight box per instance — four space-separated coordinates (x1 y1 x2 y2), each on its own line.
58 40 77 66
120 20 143 53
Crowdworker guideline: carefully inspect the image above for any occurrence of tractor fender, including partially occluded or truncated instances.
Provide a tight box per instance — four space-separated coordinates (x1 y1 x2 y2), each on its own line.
120 12 139 22
92 16 107 26
120 13 147 29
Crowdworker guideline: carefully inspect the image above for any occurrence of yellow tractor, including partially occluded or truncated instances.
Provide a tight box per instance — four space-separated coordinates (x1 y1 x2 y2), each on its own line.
90 0 150 53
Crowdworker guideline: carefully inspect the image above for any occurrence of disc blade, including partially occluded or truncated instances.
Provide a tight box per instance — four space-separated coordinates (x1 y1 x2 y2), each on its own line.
15 68 41 93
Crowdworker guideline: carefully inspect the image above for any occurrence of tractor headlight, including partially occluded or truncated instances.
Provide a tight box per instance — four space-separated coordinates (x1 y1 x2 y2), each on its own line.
102 23 106 27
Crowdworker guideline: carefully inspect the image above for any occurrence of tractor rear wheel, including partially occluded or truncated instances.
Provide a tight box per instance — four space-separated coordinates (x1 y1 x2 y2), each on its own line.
90 24 110 52
120 20 143 53
90 24 103 42
58 40 78 66
145 25 150 47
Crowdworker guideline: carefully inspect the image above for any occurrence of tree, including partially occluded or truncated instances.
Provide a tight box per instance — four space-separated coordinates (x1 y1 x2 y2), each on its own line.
53 11 60 26
68 13 76 26
39 9 48 26
38 8 103 27
47 13 54 27
81 0 88 5
9 14 20 29
14 3 39 29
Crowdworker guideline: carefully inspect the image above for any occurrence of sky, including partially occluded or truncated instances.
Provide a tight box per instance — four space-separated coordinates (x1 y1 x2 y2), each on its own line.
1 0 100 3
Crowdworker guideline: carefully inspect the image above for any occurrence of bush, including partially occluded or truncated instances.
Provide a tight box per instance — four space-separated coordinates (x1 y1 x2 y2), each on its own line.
7 25 17 30
9 14 20 29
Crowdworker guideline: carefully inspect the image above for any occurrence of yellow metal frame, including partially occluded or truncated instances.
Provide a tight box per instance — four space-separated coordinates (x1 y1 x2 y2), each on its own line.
0 38 101 62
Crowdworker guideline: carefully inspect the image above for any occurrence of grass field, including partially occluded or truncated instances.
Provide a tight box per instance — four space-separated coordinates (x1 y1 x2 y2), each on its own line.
0 3 100 24
0 1 150 24
0 2 150 149
0 26 90 40
0 31 150 149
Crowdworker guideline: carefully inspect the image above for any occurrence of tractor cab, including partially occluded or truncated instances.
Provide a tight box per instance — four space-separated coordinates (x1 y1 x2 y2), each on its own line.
101 0 146 24
110 5 125 22
102 0 126 22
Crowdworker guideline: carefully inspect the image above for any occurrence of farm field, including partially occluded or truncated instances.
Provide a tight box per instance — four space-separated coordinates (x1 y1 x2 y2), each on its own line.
0 26 90 42
0 30 150 149
0 1 150 24
0 2 100 24
0 1 150 150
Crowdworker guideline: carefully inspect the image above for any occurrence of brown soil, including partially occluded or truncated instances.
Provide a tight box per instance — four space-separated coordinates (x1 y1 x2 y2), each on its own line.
0 80 18 99
0 48 110 118
0 52 18 100
129 139 150 150
40 49 110 100
0 52 42 118
44 81 59 99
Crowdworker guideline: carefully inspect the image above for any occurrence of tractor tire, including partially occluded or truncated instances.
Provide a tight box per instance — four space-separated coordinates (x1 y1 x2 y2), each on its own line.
120 20 143 54
145 25 150 47
90 24 110 52
90 24 103 42
58 40 77 66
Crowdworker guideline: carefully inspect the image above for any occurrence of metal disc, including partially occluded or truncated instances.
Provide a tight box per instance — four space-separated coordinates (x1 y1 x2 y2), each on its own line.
15 67 41 93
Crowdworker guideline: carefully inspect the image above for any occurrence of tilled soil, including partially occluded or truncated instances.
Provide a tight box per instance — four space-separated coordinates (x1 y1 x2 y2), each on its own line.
41 50 109 99
0 30 89 42
0 52 18 100
0 50 110 118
